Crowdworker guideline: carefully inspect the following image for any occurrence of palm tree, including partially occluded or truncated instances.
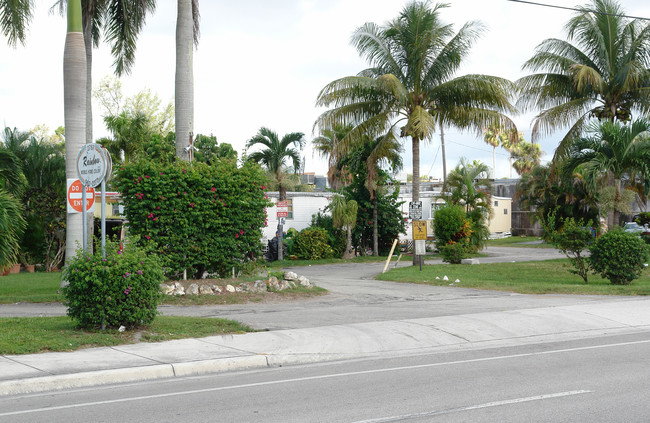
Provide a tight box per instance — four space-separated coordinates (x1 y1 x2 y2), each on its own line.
511 140 543 175
53 0 157 144
99 110 150 163
0 0 33 46
444 158 493 250
315 1 516 263
364 133 403 256
517 0 650 162
562 119 650 227
63 0 86 281
312 123 354 190
246 127 305 201
331 195 358 259
175 0 200 160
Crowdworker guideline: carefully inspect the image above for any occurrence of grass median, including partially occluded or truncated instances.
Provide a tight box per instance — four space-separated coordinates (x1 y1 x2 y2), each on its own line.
0 316 253 355
377 259 650 295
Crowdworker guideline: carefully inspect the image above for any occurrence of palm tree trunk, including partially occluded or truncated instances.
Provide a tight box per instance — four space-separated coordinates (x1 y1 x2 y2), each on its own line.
492 146 496 179
613 178 622 228
344 226 354 259
372 197 378 256
63 0 87 286
83 17 94 253
175 0 194 161
440 125 447 184
412 135 420 266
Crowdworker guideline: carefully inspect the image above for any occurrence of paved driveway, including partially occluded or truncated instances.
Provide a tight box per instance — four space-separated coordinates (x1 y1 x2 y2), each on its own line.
1 246 632 331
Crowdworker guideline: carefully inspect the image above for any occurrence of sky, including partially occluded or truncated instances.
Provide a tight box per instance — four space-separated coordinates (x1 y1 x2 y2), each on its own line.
2 0 650 180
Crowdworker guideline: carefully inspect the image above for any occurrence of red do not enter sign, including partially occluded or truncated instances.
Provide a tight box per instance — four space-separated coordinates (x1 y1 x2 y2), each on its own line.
67 179 95 213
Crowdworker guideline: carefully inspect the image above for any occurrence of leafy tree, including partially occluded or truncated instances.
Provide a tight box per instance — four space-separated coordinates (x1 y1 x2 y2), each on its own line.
444 158 492 250
0 0 33 46
0 188 25 270
194 134 237 164
175 0 200 160
315 1 516 263
94 76 174 135
330 195 358 259
312 123 354 190
245 127 305 202
99 110 151 163
547 212 594 284
517 0 650 161
562 119 650 227
516 164 600 236
511 139 543 175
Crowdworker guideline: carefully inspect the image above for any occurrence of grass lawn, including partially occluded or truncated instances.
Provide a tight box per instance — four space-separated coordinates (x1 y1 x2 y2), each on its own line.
0 272 63 303
485 236 555 248
377 259 650 295
0 316 253 355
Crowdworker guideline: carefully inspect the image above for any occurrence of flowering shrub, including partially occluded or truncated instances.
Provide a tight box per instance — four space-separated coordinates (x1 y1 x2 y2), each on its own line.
433 205 472 249
115 160 271 278
62 241 163 329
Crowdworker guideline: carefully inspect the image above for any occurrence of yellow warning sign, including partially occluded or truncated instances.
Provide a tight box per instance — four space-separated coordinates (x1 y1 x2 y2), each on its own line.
412 220 427 240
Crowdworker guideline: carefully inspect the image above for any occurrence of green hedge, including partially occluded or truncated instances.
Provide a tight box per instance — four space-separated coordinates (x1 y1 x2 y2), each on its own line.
115 160 271 278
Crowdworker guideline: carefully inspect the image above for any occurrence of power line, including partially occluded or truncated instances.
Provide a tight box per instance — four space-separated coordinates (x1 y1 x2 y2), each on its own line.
506 0 650 21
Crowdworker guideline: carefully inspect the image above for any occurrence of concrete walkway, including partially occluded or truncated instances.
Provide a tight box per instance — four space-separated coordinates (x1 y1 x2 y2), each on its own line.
2 246 648 396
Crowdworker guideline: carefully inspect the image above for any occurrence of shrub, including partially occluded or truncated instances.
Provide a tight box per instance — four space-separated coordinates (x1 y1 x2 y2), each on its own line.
551 217 594 283
292 227 334 260
62 241 164 329
589 230 650 285
439 242 467 264
433 205 472 249
309 212 346 257
115 159 271 278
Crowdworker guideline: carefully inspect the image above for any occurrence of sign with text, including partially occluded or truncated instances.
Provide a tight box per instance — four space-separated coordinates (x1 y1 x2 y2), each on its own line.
409 201 422 220
76 143 107 187
67 179 95 213
277 200 289 218
412 220 427 240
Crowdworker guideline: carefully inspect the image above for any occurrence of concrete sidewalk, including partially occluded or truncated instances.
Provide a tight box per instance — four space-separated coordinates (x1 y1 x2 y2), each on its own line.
2 298 650 397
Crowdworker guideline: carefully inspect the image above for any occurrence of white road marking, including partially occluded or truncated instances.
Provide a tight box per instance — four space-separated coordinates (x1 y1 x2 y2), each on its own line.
2 338 650 417
351 390 593 422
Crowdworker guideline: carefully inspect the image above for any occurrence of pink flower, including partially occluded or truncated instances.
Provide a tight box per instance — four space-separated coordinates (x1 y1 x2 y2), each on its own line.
145 235 151 240
189 203 195 208
148 213 154 219
240 229 244 234
144 175 150 178
235 233 239 238
211 187 216 192
159 172 163 176
153 217 158 221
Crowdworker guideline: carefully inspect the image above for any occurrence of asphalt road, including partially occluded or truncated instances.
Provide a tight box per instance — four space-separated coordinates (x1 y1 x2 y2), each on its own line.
3 331 650 422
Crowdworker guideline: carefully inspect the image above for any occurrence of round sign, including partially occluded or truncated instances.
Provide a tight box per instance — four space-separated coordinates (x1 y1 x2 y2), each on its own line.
76 144 107 187
67 179 95 213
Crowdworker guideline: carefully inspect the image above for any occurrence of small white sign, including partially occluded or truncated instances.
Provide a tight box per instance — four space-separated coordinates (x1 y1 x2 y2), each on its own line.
76 144 107 188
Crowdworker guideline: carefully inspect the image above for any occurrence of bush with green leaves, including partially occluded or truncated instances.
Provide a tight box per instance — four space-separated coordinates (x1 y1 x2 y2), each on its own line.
115 159 271 278
550 216 595 284
62 241 164 329
589 230 650 285
438 242 467 264
291 227 334 260
309 212 346 257
433 205 472 249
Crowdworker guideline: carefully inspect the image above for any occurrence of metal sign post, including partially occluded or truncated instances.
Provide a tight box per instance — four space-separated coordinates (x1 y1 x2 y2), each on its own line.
76 144 108 254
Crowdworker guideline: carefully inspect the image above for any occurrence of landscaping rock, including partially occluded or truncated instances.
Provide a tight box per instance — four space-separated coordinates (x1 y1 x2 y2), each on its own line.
284 271 299 281
251 280 268 294
268 276 280 290
279 280 291 290
199 285 214 295
187 283 199 296
443 276 449 281
298 276 312 288
225 284 236 293
172 283 185 296
211 285 222 293
160 283 174 295
461 258 480 265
